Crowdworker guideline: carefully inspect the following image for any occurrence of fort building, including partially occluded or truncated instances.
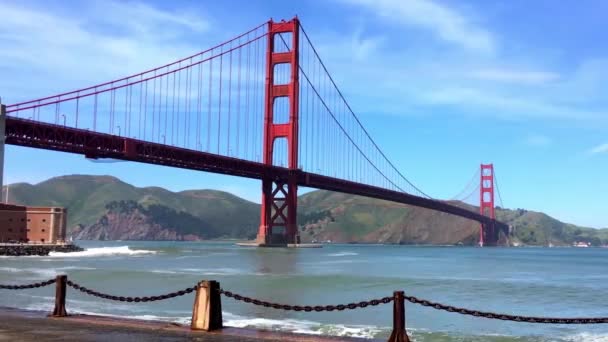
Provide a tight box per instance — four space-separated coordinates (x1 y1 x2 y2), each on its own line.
0 203 67 244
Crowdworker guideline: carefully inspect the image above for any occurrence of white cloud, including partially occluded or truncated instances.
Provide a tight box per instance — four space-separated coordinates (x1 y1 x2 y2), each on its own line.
524 134 552 147
302 15 606 123
588 143 608 155
417 86 605 120
0 1 210 102
470 69 560 84
350 31 385 61
339 0 495 53
90 1 208 35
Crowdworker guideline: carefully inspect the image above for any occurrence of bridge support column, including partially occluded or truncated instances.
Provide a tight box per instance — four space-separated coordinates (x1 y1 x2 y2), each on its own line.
0 103 5 202
481 222 498 247
257 174 298 245
257 18 300 246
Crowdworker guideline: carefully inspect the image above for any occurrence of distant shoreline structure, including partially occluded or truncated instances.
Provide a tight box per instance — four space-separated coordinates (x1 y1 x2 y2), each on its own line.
0 203 83 255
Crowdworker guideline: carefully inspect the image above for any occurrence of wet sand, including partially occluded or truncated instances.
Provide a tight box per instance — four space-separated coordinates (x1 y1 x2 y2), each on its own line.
0 307 375 342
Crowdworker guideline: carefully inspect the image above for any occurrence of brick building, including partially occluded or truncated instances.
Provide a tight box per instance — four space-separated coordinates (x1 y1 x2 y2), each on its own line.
0 203 67 244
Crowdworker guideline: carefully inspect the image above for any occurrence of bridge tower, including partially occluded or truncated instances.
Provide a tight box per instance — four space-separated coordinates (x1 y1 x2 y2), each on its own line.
257 18 300 245
0 103 5 198
479 163 495 247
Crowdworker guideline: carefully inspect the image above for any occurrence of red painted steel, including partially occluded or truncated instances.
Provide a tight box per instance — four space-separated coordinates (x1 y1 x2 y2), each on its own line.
258 18 301 245
479 164 496 246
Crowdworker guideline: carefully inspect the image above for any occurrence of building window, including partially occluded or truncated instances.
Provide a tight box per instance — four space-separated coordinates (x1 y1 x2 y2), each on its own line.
27 229 31 232
42 219 46 222
27 219 31 222
8 218 12 222
8 228 12 232
21 218 25 222
41 238 45 243
41 229 45 232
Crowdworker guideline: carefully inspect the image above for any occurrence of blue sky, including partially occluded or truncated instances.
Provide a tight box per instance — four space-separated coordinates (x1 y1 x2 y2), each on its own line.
0 0 606 227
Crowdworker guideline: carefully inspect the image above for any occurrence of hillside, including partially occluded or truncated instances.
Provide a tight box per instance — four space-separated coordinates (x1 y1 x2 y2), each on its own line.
3 175 606 245
297 191 480 245
4 175 259 240
297 191 608 246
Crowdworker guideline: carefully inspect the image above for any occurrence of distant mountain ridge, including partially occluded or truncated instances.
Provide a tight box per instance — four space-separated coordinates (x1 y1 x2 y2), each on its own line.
3 175 606 246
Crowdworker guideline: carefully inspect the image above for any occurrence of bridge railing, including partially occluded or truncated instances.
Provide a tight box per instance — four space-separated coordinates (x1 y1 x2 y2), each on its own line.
3 275 608 341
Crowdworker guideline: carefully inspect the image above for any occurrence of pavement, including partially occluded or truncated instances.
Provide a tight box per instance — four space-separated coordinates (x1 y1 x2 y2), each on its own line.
0 307 374 342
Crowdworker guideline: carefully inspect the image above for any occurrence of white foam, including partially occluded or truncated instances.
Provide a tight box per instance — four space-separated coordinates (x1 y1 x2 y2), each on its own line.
0 267 58 278
149 269 180 275
565 333 608 342
16 300 384 339
222 312 384 338
178 267 243 275
1 266 97 280
48 246 156 258
56 266 97 271
327 252 359 257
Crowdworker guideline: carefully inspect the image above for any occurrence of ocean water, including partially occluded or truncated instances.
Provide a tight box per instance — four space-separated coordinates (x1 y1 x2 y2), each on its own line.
1 241 608 341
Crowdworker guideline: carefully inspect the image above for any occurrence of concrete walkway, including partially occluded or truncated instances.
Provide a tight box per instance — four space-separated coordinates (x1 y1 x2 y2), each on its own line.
0 307 375 342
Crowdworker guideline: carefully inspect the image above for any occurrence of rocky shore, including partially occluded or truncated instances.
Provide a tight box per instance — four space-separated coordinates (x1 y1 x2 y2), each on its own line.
0 244 83 256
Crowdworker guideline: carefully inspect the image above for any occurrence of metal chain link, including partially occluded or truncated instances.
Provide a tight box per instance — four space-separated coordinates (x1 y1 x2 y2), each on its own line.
66 280 198 303
0 279 56 290
219 289 393 312
403 294 608 324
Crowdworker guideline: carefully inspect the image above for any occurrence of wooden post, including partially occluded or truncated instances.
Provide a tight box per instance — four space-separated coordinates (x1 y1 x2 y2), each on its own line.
51 275 67 317
387 291 410 342
191 280 222 331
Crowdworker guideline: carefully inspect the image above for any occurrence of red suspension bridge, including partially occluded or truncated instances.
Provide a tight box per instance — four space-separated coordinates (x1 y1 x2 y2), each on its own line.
0 17 508 246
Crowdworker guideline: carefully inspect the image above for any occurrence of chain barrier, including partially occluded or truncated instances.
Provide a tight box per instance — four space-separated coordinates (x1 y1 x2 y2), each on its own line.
219 289 393 312
403 294 608 324
5 277 608 325
0 279 56 290
66 280 198 303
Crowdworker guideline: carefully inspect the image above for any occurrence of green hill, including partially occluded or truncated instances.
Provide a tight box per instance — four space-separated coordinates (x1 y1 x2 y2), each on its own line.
3 175 259 240
3 175 605 245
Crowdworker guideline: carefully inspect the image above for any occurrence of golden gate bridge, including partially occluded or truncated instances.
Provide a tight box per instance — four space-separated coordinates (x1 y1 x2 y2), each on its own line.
0 17 508 246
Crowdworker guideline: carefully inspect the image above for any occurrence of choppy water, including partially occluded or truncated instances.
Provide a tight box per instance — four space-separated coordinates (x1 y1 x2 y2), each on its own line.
1 241 608 341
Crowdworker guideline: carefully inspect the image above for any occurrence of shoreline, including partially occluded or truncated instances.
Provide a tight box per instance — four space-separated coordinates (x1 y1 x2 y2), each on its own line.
0 306 376 341
70 239 608 248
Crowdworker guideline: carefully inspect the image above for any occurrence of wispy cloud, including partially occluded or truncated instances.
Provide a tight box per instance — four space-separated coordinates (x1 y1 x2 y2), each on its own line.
588 143 608 155
470 69 560 84
339 0 495 53
524 134 553 147
418 86 605 120
0 1 209 102
306 24 607 123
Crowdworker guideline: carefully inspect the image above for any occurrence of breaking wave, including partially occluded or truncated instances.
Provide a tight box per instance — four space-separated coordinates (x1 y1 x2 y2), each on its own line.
48 246 156 257
327 252 359 257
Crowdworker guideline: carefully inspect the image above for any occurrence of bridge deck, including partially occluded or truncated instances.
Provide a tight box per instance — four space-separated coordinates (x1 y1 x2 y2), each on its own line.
5 117 507 239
